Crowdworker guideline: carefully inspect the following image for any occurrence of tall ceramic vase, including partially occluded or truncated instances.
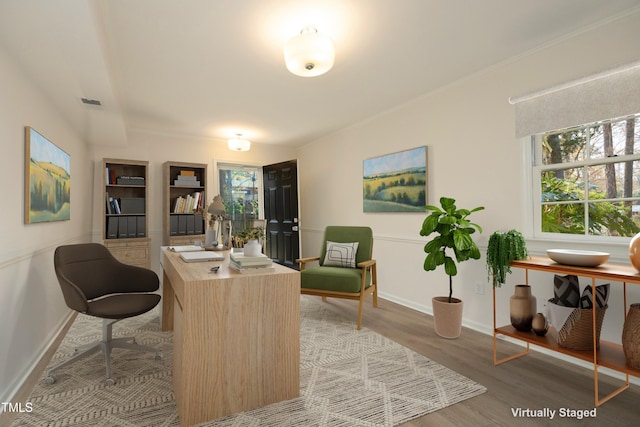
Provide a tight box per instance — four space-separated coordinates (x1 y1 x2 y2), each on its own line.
510 284 536 332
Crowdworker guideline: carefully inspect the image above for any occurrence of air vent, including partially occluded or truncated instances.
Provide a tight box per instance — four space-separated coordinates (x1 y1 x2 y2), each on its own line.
80 97 102 106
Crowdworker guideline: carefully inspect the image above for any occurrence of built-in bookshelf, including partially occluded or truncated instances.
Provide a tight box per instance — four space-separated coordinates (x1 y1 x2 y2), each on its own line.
162 161 207 246
103 158 150 268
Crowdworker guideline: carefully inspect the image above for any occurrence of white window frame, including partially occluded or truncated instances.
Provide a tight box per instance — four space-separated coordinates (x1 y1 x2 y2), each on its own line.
527 116 640 244
215 161 264 220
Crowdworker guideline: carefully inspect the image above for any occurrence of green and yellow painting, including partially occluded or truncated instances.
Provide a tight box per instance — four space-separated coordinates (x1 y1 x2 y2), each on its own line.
363 146 427 212
25 127 70 223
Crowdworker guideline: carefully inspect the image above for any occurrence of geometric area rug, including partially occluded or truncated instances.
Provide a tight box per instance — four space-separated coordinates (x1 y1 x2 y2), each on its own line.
11 296 486 427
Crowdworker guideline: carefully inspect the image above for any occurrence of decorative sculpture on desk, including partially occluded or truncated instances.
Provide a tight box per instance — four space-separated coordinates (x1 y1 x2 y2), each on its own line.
205 195 226 248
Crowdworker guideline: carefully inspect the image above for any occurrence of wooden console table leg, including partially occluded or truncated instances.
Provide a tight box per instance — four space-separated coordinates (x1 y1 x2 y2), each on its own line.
494 333 530 365
594 367 629 406
493 279 530 365
594 280 630 406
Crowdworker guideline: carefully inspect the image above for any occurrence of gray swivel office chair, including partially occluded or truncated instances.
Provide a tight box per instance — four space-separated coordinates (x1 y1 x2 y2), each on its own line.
46 243 162 386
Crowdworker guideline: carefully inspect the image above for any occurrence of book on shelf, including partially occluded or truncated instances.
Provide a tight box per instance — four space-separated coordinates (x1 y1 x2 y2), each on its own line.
106 167 117 185
173 191 204 213
174 180 201 187
105 192 113 214
179 170 195 176
116 176 146 185
176 175 197 181
174 175 200 187
112 198 121 214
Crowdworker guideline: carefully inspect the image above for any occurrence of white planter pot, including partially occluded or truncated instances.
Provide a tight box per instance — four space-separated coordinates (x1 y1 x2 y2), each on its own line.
244 239 262 257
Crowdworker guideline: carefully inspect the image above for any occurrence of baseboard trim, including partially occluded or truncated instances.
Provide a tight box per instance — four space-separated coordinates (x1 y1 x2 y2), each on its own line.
0 311 76 423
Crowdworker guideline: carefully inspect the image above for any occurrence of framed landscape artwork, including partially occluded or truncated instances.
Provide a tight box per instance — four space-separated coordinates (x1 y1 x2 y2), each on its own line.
363 146 427 213
24 127 71 223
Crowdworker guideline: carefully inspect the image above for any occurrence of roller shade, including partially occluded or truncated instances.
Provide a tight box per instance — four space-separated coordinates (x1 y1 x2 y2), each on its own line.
511 61 640 138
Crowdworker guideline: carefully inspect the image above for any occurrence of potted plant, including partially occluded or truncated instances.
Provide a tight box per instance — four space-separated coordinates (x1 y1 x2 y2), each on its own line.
486 229 528 288
237 226 266 257
486 229 534 331
420 197 484 338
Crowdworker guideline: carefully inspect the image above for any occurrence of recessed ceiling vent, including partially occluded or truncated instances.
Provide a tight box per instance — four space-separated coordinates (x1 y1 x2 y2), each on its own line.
81 97 102 106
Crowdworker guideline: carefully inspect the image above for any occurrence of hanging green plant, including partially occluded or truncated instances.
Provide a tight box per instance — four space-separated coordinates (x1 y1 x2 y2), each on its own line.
486 230 528 288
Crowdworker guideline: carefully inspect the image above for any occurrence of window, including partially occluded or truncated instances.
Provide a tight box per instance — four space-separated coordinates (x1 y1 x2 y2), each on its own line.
218 163 262 236
532 113 640 238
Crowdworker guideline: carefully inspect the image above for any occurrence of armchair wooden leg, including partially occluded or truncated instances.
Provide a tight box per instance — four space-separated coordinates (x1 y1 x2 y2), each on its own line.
357 296 364 330
372 265 378 307
322 296 327 302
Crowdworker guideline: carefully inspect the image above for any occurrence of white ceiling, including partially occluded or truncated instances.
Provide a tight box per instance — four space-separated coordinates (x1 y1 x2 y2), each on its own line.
1 0 639 147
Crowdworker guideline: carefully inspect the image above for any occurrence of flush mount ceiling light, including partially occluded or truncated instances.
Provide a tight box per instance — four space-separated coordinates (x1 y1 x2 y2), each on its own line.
227 133 251 151
284 26 335 77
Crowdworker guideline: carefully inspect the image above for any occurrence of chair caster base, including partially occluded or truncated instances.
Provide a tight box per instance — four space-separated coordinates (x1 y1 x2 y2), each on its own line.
154 353 162 361
45 376 56 385
105 378 116 386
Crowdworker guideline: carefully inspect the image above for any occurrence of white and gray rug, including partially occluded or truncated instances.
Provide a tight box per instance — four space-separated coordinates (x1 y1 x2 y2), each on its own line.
11 296 486 427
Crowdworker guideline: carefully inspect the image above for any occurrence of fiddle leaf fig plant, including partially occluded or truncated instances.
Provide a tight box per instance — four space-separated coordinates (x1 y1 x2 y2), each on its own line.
420 197 484 303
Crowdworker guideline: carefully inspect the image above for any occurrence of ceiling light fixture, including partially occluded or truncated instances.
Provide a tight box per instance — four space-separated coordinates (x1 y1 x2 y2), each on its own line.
227 133 251 151
284 26 335 77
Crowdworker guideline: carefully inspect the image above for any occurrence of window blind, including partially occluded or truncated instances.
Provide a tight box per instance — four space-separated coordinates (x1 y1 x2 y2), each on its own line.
511 61 640 138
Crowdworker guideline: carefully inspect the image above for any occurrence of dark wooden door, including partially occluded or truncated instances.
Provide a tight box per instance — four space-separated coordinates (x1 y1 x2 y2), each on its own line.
263 160 299 269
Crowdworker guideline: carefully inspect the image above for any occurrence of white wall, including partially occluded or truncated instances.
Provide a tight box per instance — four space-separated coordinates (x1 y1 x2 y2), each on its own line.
0 47 92 403
297 11 640 343
90 130 299 274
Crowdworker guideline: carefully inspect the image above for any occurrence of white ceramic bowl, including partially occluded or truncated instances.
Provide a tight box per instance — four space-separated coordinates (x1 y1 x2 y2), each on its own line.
546 249 610 267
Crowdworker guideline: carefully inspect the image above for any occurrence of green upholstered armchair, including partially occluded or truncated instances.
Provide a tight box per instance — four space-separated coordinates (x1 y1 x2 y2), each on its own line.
297 226 378 330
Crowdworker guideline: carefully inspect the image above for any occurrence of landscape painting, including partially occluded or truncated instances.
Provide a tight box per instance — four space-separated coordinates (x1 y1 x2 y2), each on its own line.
25 127 70 223
363 146 427 212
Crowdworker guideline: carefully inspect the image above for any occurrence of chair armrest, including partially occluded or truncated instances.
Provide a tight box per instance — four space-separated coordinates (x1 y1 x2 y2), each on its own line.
296 256 320 271
114 263 160 293
357 259 376 269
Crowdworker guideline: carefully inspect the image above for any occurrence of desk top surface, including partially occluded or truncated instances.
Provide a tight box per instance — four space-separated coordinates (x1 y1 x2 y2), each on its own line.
161 248 298 282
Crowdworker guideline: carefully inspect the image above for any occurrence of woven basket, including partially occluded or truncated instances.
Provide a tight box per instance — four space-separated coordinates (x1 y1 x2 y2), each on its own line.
622 303 640 369
556 304 607 351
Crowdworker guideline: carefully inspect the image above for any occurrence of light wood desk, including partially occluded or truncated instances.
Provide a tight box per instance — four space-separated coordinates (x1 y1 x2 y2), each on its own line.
161 249 300 426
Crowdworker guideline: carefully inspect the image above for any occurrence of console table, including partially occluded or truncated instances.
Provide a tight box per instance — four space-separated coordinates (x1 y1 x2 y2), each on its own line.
493 255 640 406
161 249 300 426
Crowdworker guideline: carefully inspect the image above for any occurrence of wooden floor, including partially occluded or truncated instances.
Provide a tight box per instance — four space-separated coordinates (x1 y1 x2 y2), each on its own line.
4 297 639 427
321 296 640 427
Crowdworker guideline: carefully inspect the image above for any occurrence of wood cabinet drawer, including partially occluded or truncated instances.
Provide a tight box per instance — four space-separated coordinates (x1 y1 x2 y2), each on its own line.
104 239 150 268
169 235 205 246
111 247 146 261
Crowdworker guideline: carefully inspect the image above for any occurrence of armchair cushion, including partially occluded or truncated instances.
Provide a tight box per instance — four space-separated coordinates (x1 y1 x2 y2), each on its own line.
301 266 371 293
323 241 359 268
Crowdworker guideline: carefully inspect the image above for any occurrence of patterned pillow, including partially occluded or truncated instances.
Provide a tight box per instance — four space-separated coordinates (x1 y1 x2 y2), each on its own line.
579 284 610 309
553 274 580 307
323 241 359 268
